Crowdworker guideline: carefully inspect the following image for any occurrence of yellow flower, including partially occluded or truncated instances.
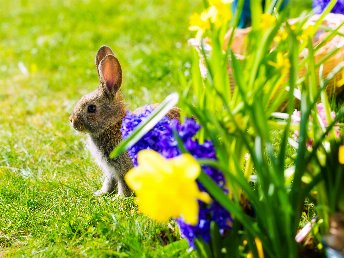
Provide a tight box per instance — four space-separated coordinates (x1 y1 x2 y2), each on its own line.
247 238 264 258
209 0 232 27
125 150 211 225
223 113 247 133
260 13 276 30
274 28 288 43
189 0 232 36
298 25 315 42
189 12 210 33
204 6 219 25
339 145 344 164
336 70 344 88
268 52 290 75
209 0 233 4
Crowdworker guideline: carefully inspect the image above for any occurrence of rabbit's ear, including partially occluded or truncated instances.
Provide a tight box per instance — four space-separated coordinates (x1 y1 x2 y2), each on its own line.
95 46 114 68
98 54 122 94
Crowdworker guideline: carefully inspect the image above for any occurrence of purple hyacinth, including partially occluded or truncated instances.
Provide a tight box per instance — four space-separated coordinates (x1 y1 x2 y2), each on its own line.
121 105 179 165
313 0 344 14
121 106 232 247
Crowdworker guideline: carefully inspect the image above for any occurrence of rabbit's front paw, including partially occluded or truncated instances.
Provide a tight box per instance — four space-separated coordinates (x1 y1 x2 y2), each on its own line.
94 189 106 196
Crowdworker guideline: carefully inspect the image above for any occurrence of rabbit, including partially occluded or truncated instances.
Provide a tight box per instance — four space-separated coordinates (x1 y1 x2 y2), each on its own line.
69 46 179 196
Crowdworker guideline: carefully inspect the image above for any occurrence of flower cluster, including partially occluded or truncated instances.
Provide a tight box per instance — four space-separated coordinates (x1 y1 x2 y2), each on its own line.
121 106 232 247
189 0 232 38
313 0 344 14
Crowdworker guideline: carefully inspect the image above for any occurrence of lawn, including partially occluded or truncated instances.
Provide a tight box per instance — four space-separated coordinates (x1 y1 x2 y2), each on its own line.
0 0 315 257
0 0 198 256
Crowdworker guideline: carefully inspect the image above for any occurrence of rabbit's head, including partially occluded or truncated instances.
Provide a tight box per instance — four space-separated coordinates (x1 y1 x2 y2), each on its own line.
70 46 125 135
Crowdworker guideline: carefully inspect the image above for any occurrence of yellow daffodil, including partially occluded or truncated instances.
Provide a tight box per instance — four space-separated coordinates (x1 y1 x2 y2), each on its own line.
260 13 276 30
189 12 210 34
223 113 247 133
336 70 344 88
247 238 264 258
298 25 315 42
208 0 232 27
339 145 344 164
268 52 290 75
209 0 233 4
274 28 288 43
189 0 232 37
125 150 211 225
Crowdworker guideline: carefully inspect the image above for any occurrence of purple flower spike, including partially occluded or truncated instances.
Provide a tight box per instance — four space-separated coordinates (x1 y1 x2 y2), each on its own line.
121 107 232 247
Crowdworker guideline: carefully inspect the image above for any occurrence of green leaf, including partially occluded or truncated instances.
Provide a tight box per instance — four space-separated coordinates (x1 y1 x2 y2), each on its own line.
229 50 248 106
313 0 338 30
159 239 191 257
210 222 221 258
110 93 179 159
195 238 212 258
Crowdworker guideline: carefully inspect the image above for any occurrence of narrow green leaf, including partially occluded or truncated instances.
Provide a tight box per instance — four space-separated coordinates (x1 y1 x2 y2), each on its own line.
198 171 262 240
313 0 338 31
210 222 221 258
230 50 248 106
315 23 344 52
195 238 212 258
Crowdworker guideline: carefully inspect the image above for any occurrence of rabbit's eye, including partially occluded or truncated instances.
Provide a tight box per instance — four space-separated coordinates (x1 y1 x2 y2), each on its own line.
87 104 97 113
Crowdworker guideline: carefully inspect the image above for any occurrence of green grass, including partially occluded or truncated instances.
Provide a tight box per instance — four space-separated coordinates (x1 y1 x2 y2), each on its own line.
0 0 199 256
0 0 314 256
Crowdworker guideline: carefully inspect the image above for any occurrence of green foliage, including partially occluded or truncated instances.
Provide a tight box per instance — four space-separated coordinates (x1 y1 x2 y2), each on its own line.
178 0 344 257
0 0 198 256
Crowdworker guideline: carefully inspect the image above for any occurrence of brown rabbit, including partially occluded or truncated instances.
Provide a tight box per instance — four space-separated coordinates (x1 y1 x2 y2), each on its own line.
70 46 179 196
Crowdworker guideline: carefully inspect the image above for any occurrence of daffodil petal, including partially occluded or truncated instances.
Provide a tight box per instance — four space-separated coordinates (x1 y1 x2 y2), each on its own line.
171 154 200 179
125 167 144 190
198 191 212 204
137 150 171 174
339 145 344 164
181 198 199 225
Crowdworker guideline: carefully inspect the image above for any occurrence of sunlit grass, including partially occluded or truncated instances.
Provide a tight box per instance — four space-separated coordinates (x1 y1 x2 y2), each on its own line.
0 0 198 256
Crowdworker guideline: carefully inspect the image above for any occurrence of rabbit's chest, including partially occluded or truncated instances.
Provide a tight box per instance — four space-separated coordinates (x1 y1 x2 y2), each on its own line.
86 136 117 177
